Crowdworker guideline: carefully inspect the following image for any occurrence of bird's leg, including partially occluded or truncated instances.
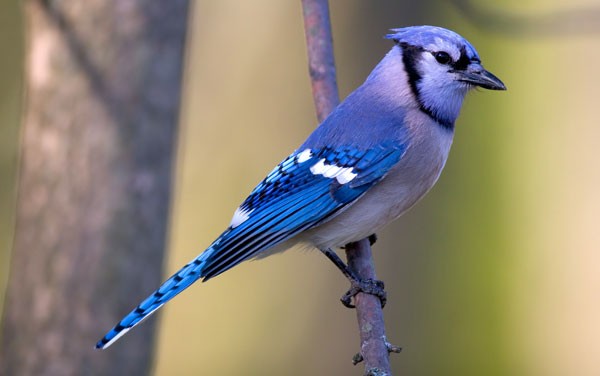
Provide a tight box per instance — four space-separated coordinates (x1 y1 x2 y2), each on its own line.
319 248 387 309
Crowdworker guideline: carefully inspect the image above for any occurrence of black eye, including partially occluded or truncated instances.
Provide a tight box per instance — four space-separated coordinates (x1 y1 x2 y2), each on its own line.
434 51 452 65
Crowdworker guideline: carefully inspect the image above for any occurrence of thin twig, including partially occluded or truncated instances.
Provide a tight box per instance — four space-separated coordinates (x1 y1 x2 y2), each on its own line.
300 0 339 121
301 1 397 374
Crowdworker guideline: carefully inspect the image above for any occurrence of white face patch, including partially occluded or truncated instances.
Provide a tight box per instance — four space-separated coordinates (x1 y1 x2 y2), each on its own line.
417 54 468 122
230 207 253 228
296 149 312 163
310 158 357 185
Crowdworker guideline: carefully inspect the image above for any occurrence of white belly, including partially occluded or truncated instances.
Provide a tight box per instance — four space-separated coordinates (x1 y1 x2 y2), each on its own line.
304 121 454 249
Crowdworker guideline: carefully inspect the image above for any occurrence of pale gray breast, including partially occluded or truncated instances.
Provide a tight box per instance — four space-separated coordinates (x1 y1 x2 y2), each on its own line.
306 114 454 249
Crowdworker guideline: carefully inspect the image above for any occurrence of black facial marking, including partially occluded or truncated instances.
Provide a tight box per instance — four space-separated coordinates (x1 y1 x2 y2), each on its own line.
398 42 423 102
452 46 471 71
398 42 454 131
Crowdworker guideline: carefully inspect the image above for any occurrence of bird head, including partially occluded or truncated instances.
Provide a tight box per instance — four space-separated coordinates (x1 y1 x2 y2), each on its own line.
385 26 506 128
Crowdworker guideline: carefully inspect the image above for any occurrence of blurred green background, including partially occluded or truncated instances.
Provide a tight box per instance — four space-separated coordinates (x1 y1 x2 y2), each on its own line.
2 0 600 375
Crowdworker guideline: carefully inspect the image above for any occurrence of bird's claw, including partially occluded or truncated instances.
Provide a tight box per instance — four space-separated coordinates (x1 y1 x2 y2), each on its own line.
341 278 387 308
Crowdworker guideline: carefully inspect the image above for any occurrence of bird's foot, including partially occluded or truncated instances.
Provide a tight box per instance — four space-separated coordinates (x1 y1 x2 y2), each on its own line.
318 247 387 308
352 341 402 365
341 278 387 309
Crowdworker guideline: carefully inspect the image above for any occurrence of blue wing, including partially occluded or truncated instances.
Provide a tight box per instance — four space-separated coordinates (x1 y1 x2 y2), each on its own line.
200 140 408 279
96 140 407 349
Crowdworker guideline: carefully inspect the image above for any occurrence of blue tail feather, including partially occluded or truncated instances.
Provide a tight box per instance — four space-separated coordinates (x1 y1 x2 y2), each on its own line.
95 246 216 349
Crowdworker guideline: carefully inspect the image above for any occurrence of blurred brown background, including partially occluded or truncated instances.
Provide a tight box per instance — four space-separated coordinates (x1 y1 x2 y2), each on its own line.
1 1 599 375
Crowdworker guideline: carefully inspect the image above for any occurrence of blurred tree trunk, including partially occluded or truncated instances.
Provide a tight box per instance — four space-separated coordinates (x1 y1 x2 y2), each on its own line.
0 1 189 374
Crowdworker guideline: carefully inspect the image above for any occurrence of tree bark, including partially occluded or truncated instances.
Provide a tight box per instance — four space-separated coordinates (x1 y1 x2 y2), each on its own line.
0 1 189 374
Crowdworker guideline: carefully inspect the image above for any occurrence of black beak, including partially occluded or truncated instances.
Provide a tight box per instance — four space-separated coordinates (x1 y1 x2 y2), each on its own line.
457 67 506 91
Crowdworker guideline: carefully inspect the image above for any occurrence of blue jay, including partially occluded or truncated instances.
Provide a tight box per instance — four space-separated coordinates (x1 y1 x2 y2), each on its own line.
96 25 505 349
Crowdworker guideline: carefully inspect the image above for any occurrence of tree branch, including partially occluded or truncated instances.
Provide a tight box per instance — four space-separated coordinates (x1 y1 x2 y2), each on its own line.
301 1 398 374
300 0 339 121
